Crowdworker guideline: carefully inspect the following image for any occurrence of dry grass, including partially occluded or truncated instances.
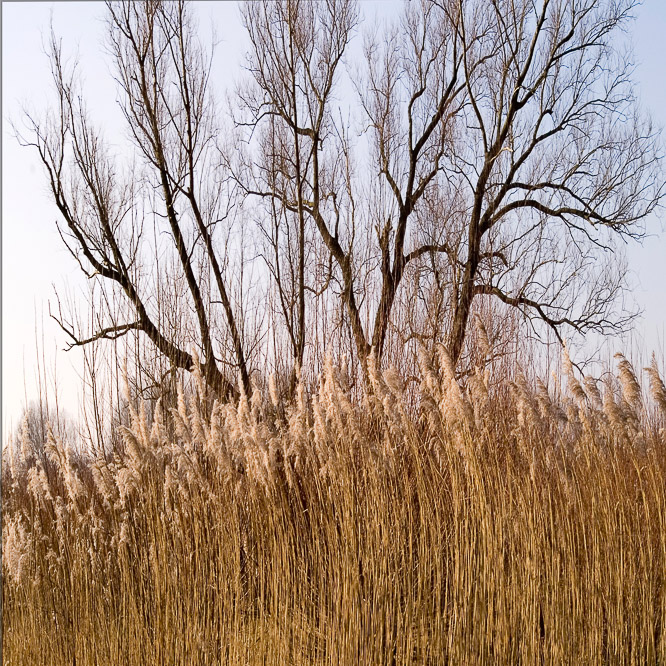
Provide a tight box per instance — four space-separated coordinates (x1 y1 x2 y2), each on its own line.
3 352 666 664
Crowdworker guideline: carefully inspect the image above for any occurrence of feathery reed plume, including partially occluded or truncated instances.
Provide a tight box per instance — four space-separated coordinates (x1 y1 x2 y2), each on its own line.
535 378 558 423
45 425 85 504
437 344 456 386
645 354 666 415
91 457 118 509
562 344 586 406
3 516 32 585
467 370 490 429
287 364 308 451
615 353 643 410
583 376 603 410
27 462 53 507
437 344 474 428
150 398 167 445
602 380 627 436
383 366 404 397
513 370 540 434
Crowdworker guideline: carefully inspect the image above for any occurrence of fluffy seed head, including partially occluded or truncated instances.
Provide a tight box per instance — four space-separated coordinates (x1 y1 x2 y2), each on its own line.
562 345 586 406
644 354 666 414
615 353 642 409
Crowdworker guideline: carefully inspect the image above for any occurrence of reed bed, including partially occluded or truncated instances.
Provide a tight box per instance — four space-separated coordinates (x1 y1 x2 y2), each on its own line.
4 350 666 664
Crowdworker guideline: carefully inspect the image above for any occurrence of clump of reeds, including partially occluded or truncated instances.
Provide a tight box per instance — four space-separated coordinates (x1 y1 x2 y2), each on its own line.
3 350 666 665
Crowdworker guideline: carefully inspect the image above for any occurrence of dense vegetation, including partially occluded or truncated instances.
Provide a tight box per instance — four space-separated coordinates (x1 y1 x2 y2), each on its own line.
4 349 666 664
6 0 665 663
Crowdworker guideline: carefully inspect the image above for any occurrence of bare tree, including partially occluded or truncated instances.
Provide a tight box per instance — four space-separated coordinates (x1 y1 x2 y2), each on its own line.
359 0 663 367
17 1 252 398
16 0 664 407
240 0 662 377
235 0 367 374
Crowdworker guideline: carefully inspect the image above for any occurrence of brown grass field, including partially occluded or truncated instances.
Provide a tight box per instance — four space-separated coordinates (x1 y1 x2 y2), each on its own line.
3 350 666 664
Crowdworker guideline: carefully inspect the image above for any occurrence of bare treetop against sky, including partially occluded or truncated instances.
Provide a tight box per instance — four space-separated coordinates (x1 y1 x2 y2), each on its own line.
2 0 665 439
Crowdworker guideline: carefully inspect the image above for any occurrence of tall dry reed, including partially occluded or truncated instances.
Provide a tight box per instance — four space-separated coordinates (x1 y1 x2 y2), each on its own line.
3 351 666 664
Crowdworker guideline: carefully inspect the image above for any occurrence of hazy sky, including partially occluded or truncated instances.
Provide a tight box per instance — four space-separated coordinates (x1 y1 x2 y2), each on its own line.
3 1 665 441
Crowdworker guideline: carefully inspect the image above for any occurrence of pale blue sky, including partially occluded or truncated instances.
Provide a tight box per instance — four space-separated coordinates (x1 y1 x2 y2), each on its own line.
2 1 665 440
